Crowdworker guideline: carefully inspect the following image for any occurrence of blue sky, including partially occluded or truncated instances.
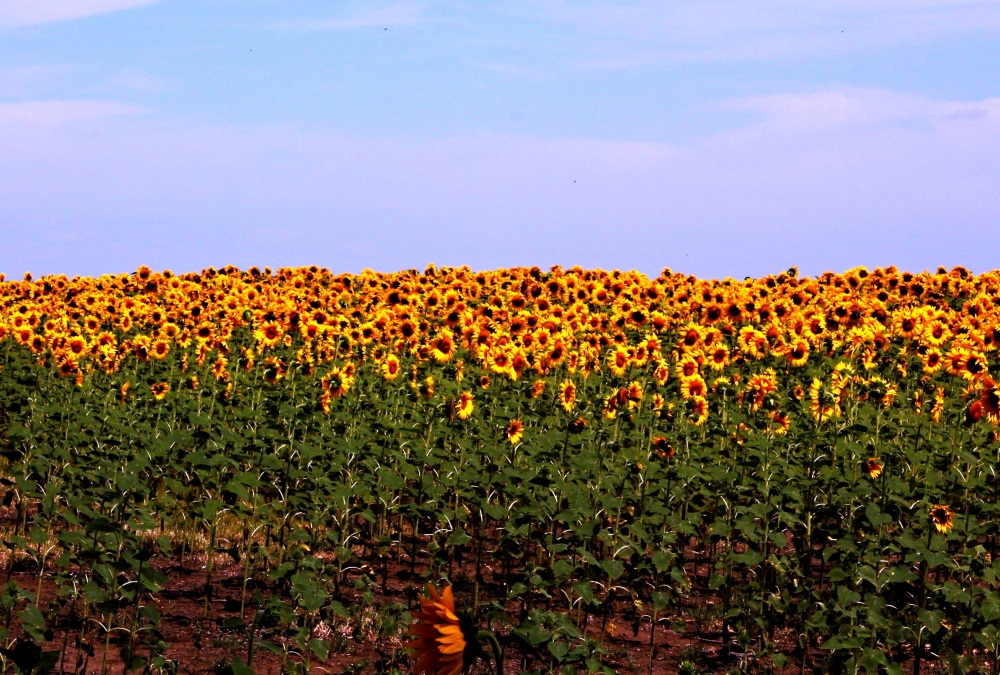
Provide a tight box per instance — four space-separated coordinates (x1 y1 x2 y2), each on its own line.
1 1 999 279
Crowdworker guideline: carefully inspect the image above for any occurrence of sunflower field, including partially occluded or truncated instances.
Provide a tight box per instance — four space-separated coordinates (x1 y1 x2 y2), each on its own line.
0 264 999 675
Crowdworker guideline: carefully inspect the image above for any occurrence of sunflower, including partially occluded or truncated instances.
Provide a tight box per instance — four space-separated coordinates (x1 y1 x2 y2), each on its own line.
608 346 630 377
57 357 77 378
150 339 170 361
66 337 88 359
323 366 350 399
967 400 984 424
862 458 883 479
706 346 729 371
407 585 479 675
980 376 1000 424
893 308 923 339
150 382 170 400
506 419 524 445
254 321 282 348
530 380 546 399
653 363 670 386
676 355 700 380
477 374 491 389
489 348 513 376
930 505 954 533
771 410 789 435
510 349 529 381
809 377 838 422
737 326 767 359
568 416 587 434
431 330 456 363
922 318 951 347
213 356 230 382
680 374 707 400
559 380 577 412
921 348 944 374
625 381 643 408
651 436 674 459
263 358 287 385
931 386 946 423
301 321 322 341
28 335 46 354
785 339 809 367
952 349 989 380
690 396 709 426
382 354 402 381
677 324 703 350
456 391 474 420
195 323 215 343
651 393 665 411
119 381 130 405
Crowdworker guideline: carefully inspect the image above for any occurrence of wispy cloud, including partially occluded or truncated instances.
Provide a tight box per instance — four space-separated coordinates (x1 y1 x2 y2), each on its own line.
0 100 147 125
283 2 428 31
0 0 162 29
0 66 73 97
453 0 1000 68
0 88 996 277
108 69 168 94
726 87 998 133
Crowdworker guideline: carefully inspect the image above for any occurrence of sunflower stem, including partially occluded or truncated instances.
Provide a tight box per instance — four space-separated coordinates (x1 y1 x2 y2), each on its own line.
477 630 504 675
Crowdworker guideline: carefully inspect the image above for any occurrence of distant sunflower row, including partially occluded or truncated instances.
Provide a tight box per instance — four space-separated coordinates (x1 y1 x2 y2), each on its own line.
1 264 998 430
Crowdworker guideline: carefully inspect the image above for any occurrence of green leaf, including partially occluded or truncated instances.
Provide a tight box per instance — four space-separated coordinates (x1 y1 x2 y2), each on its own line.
310 638 330 662
230 657 256 675
601 559 624 580
17 605 46 643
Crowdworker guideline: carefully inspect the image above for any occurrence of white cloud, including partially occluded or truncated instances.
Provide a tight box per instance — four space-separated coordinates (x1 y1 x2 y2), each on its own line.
0 100 147 125
0 0 161 29
726 87 999 133
0 88 997 277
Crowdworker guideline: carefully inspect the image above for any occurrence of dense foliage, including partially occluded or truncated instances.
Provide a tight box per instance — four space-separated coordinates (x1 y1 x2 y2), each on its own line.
0 263 999 674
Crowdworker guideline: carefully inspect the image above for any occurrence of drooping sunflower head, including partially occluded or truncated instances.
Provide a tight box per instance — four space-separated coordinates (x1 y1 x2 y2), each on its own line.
862 457 883 479
58 357 78 378
967 400 984 425
567 416 587 434
930 504 954 534
690 396 709 426
980 376 1000 424
651 436 674 460
786 339 809 367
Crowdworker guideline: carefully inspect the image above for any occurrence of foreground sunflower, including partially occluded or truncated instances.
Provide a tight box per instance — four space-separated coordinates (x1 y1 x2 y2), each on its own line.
408 585 503 675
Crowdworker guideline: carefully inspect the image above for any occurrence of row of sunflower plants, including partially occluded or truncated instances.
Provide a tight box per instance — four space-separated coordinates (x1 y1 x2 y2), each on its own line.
0 264 998 674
